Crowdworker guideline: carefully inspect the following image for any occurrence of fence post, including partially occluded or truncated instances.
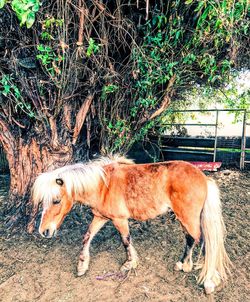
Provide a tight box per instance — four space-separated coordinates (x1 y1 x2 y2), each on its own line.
213 110 219 162
240 110 247 170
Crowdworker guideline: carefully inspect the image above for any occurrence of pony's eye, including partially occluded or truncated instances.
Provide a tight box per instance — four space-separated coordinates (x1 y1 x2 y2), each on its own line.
53 200 61 205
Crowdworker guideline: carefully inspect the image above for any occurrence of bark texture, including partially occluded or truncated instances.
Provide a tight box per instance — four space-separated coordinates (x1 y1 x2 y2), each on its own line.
0 95 93 231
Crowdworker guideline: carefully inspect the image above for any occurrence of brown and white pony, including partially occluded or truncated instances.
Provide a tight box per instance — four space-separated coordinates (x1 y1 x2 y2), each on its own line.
32 155 231 294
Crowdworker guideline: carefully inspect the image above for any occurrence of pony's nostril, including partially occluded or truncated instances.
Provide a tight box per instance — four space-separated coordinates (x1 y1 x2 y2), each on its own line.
43 229 49 238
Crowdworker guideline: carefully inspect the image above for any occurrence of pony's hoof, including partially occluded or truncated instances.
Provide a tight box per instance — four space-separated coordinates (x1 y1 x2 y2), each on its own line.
77 260 89 277
204 280 215 295
182 262 193 273
174 261 183 271
77 269 87 277
120 259 138 272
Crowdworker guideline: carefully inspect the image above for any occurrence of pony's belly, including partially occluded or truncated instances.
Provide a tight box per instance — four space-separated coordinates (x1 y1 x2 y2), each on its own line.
129 200 171 221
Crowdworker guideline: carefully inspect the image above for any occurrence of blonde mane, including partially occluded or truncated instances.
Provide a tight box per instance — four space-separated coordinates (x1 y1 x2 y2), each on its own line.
32 154 134 208
95 154 134 165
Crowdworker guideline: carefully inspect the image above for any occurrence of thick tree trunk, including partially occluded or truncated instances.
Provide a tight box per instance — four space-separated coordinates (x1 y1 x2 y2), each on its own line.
3 136 76 231
0 94 94 232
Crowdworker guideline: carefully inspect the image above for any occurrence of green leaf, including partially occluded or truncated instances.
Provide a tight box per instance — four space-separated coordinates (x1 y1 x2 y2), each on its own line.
20 10 29 26
175 30 182 41
23 3 34 11
26 11 35 28
194 1 205 13
14 87 21 98
37 45 45 51
45 46 52 52
32 3 40 12
3 85 11 96
0 0 6 9
215 19 222 28
11 0 40 28
86 38 100 57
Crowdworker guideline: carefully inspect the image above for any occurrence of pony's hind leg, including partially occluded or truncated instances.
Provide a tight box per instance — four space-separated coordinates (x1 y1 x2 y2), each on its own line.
173 214 201 273
175 233 196 273
77 215 108 276
112 218 138 272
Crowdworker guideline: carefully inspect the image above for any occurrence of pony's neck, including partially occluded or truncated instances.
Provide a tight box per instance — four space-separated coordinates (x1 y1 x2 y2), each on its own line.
75 185 101 209
70 163 107 208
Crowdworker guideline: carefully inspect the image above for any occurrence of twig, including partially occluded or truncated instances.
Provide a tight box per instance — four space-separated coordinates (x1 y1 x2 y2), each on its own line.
77 0 85 47
146 0 149 20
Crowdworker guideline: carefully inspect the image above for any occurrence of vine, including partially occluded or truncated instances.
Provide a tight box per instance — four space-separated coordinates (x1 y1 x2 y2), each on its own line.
0 74 36 118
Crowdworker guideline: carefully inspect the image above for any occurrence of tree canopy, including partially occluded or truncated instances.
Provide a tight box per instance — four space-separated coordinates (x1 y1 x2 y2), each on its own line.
0 0 249 153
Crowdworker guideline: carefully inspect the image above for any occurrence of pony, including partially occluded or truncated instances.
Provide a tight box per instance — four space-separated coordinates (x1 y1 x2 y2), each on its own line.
32 155 231 294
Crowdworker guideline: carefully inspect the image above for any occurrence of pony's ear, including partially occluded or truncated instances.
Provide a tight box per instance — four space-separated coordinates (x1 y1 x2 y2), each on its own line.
56 178 64 186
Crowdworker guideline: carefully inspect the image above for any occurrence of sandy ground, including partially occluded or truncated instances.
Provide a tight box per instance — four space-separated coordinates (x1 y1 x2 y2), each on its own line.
0 169 249 302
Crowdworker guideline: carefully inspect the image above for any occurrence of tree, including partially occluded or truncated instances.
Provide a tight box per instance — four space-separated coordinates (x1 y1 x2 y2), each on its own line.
0 0 249 229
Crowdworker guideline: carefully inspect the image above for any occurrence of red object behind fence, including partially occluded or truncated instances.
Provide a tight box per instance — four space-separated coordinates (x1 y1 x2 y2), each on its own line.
190 162 222 171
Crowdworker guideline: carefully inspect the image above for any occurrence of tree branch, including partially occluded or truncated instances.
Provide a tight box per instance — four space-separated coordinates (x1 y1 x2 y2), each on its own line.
149 74 176 120
146 0 149 20
149 95 171 120
49 117 59 149
12 117 26 129
93 0 116 19
72 94 94 145
77 0 85 47
63 104 72 131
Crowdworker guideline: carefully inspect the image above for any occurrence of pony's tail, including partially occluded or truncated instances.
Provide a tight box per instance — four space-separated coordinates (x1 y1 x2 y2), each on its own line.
199 178 232 294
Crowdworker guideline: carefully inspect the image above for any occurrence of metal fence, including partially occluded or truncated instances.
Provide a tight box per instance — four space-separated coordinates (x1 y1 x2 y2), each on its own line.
241 110 250 168
156 109 250 169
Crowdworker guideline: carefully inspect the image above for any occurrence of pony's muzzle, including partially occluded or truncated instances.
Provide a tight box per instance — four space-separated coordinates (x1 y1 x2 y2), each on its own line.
41 228 57 238
42 229 50 238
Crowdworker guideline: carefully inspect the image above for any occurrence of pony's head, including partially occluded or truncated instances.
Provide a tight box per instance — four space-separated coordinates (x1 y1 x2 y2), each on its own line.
32 162 107 238
32 172 74 238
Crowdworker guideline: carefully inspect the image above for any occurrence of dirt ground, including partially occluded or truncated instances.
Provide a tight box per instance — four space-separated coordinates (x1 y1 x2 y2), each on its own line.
0 169 249 302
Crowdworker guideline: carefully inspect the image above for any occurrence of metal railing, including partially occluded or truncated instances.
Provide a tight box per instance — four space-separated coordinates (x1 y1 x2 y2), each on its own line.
240 110 250 169
162 108 250 169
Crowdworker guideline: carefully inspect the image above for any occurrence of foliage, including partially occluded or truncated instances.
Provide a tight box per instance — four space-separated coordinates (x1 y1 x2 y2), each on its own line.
187 70 250 122
40 17 64 40
0 74 35 118
160 70 250 133
86 38 100 57
36 44 64 78
0 0 249 155
35 17 66 81
101 0 249 152
173 70 250 111
0 0 6 9
0 0 40 28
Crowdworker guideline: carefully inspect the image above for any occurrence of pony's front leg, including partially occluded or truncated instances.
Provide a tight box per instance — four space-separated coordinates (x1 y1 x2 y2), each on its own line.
112 218 138 272
77 215 108 276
